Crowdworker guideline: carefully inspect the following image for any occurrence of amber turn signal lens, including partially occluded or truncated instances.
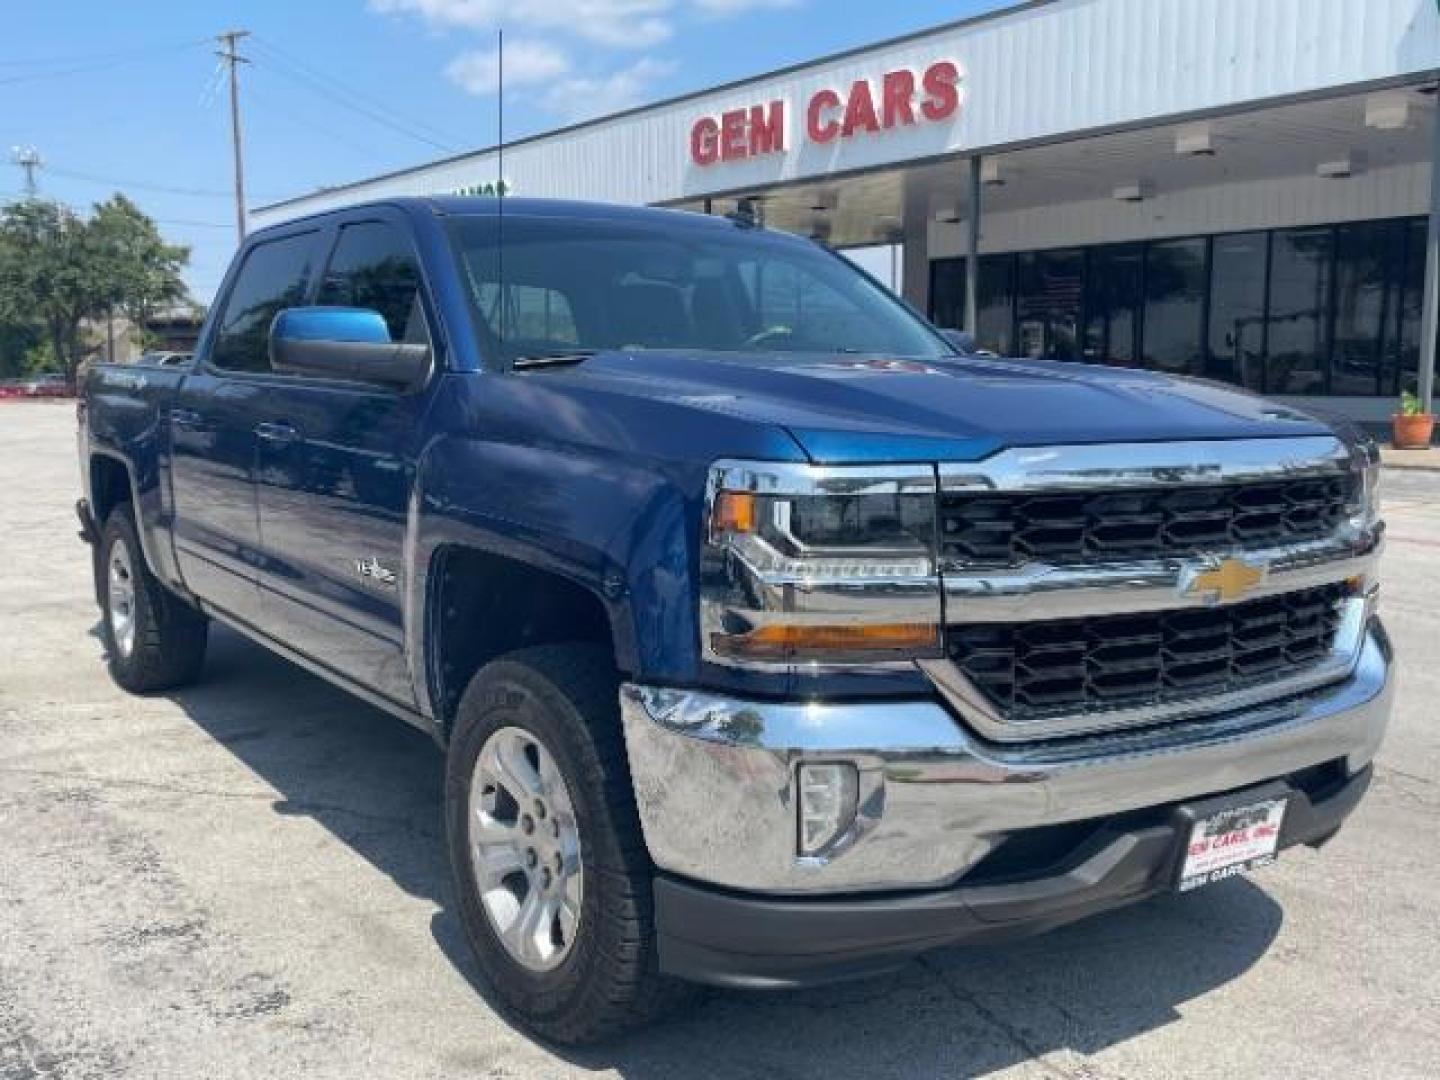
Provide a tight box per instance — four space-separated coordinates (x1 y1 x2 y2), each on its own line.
711 491 757 537
712 622 940 660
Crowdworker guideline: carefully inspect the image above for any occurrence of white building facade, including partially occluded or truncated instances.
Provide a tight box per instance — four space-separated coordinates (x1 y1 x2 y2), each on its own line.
252 0 1440 419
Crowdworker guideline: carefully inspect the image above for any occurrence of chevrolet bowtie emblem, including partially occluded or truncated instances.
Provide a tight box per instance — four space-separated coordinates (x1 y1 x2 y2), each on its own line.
1182 557 1267 604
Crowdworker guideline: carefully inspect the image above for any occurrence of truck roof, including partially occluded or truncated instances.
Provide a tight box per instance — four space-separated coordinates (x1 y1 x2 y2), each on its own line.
250 196 736 238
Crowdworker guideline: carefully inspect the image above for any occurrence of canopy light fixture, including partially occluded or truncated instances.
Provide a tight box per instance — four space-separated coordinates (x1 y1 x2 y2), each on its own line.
809 188 838 212
1175 122 1215 156
980 159 1006 186
1317 152 1365 179
1365 92 1410 130
1112 181 1153 202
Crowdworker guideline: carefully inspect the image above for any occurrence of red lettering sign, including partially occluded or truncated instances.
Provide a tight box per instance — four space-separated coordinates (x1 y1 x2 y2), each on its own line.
748 102 785 156
882 69 917 128
807 89 841 144
690 60 961 167
921 60 961 122
691 100 787 165
690 117 719 166
840 78 880 137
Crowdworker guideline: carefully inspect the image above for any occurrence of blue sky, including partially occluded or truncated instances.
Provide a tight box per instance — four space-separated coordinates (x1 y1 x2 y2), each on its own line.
3 1 1002 302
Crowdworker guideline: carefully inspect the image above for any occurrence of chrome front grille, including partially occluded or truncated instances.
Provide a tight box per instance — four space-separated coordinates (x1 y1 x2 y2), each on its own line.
925 437 1380 742
947 583 1348 722
940 475 1353 568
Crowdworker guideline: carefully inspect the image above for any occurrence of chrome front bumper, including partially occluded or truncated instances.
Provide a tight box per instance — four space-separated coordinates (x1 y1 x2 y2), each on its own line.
620 620 1393 895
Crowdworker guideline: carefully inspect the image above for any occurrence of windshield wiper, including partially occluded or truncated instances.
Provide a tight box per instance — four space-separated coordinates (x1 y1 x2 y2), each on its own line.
511 350 596 371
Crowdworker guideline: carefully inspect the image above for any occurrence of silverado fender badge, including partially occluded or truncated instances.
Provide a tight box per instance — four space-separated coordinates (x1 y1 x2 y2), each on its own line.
355 556 399 590
1180 556 1267 605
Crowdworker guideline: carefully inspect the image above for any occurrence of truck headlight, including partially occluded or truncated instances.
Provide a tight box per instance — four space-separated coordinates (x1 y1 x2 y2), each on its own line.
701 461 942 667
1346 437 1382 533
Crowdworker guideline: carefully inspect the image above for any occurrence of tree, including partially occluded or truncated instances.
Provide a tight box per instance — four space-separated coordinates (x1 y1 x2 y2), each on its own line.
91 194 189 341
0 200 97 390
0 319 44 380
0 196 189 390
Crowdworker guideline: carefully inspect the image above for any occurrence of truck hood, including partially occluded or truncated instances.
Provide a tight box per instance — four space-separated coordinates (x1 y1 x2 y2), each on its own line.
543 351 1335 462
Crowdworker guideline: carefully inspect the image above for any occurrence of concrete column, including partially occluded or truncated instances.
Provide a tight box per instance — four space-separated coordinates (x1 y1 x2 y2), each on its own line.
901 177 930 313
966 155 982 332
1420 104 1440 414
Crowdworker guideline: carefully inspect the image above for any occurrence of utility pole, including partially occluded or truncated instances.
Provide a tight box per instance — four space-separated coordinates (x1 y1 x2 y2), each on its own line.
9 146 42 198
216 30 250 243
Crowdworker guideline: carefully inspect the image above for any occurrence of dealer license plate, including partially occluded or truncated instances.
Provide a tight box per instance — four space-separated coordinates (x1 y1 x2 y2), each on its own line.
1178 798 1287 893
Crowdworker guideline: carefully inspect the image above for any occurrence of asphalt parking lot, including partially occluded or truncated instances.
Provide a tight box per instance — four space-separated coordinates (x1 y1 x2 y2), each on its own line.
2 399 1438 1080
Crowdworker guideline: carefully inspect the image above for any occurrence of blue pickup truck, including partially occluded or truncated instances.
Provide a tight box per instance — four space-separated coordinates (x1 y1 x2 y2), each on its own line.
78 197 1392 1043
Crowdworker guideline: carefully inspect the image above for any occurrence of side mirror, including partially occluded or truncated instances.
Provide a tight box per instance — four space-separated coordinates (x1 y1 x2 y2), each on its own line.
940 328 977 355
269 307 430 390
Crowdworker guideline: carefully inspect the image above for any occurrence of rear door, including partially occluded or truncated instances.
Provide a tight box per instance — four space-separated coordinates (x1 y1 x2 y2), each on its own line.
252 214 439 708
170 229 321 623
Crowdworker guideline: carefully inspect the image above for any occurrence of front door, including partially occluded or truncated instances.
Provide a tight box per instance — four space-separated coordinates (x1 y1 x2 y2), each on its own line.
170 228 322 625
253 218 438 709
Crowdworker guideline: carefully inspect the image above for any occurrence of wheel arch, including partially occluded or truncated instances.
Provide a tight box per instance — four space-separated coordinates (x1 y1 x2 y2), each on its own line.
421 543 627 738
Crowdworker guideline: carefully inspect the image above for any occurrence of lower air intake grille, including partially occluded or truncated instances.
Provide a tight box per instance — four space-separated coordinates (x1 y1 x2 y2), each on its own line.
947 583 1348 722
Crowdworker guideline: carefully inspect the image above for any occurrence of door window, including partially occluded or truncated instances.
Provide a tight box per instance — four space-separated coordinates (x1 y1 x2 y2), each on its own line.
211 232 318 373
317 221 430 345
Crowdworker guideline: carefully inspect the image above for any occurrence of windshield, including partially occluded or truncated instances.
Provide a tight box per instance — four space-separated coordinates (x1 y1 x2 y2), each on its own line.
446 213 951 364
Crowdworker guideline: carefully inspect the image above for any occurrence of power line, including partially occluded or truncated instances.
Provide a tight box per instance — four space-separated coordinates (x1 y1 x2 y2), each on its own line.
249 36 466 150
154 216 233 230
245 81 389 159
247 39 461 153
0 40 208 87
45 165 279 200
0 38 209 68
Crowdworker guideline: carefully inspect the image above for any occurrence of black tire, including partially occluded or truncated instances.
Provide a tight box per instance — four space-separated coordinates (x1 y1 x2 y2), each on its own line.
444 645 694 1044
98 504 208 693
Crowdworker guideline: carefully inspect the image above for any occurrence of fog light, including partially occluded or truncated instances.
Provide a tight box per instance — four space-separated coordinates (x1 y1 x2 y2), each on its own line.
797 762 859 856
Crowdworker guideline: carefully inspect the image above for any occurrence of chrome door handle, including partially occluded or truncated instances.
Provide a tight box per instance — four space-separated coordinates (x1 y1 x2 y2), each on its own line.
171 408 207 430
254 421 300 444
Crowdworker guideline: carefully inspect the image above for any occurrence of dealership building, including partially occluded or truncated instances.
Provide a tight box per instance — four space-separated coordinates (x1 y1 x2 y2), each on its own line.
252 0 1440 421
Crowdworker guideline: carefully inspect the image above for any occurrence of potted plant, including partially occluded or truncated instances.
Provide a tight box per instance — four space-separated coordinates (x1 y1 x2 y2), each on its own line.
1393 390 1435 449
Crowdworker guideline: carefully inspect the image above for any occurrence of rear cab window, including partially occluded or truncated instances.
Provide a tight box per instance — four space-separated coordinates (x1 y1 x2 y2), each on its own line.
316 220 432 347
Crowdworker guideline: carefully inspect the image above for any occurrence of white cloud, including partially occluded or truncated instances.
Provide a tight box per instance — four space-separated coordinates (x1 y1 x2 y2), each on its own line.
693 0 800 12
371 0 673 48
445 39 571 95
539 56 677 121
444 42 674 122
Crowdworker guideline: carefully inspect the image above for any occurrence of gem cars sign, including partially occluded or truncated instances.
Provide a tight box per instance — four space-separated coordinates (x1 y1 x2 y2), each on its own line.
689 61 962 167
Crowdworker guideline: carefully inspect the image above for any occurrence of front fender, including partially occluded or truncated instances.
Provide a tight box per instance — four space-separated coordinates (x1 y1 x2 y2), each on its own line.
407 435 704 717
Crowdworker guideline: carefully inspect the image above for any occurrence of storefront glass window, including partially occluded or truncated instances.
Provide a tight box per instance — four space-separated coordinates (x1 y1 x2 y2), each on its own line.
1082 244 1142 366
1016 248 1084 361
928 259 966 332
977 254 1016 355
926 215 1424 396
1207 232 1268 391
1142 238 1206 374
1331 221 1403 397
1267 226 1333 395
1395 217 1428 397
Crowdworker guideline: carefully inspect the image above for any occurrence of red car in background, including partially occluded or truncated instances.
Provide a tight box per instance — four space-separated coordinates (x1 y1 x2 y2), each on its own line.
1 374 70 399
